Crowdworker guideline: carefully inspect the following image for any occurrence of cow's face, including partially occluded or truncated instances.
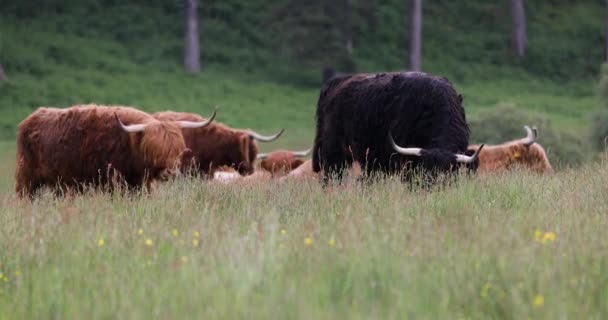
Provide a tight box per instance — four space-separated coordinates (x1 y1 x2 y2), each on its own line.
230 133 257 176
390 133 483 175
115 112 214 180
141 122 190 180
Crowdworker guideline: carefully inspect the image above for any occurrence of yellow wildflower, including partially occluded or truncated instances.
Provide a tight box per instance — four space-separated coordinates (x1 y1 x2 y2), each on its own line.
194 231 200 238
14 270 21 277
304 237 313 246
281 229 286 235
192 239 199 247
328 238 335 247
145 239 153 247
172 229 179 237
533 294 544 307
181 256 188 263
541 232 556 243
480 282 492 298
137 228 144 236
97 239 105 247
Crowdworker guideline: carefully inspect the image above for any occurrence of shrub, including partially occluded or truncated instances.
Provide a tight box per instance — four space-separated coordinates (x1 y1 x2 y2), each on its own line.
591 109 608 151
468 104 589 169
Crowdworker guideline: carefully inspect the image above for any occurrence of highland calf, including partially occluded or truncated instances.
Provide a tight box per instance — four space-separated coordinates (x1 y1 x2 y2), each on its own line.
469 126 553 174
152 111 284 177
15 105 214 198
257 148 311 176
312 71 482 184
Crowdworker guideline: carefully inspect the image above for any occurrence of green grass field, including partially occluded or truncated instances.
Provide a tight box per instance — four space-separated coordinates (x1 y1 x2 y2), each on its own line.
1 0 608 318
1 140 608 318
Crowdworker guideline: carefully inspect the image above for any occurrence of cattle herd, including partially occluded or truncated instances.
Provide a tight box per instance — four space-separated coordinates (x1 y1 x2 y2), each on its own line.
14 71 553 199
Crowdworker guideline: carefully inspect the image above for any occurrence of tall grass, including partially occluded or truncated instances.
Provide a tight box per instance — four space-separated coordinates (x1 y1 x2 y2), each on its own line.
1 143 608 318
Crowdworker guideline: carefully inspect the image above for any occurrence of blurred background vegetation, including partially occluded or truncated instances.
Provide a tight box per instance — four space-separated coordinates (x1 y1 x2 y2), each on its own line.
0 0 606 168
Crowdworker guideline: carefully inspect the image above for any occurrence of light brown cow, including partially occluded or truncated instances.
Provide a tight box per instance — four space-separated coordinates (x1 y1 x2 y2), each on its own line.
15 104 214 198
468 126 553 174
257 148 311 176
153 111 283 177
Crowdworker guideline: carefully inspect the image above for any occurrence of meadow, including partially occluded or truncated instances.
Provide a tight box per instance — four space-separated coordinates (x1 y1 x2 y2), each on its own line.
1 0 608 318
1 140 608 319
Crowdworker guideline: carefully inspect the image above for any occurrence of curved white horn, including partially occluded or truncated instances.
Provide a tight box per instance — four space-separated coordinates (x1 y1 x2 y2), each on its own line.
176 109 217 129
455 144 485 163
115 113 146 133
389 132 422 156
249 128 285 142
522 125 536 147
256 153 269 160
292 148 312 157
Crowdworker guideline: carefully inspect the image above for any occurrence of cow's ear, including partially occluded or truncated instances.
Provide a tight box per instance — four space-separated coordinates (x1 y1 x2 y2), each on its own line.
458 94 464 104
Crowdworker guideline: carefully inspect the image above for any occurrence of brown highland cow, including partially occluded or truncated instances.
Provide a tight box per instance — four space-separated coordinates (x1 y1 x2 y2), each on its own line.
468 125 553 174
15 104 215 198
152 111 284 177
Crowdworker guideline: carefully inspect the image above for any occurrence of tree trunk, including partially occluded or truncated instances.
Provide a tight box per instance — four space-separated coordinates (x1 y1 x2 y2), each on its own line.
0 63 7 82
184 0 200 73
511 0 526 58
408 0 422 71
345 0 353 56
605 0 608 61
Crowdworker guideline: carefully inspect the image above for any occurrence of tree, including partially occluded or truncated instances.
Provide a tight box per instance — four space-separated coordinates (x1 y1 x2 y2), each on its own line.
511 0 526 57
605 0 608 61
184 0 200 73
345 0 353 56
408 0 422 71
0 63 7 82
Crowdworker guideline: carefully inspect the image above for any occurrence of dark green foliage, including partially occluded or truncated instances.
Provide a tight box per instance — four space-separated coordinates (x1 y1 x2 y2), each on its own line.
0 0 604 84
469 105 589 168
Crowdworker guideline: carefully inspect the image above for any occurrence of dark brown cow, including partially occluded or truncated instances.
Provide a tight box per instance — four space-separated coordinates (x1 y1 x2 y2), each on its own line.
468 126 553 174
15 104 214 198
152 111 284 177
257 148 311 176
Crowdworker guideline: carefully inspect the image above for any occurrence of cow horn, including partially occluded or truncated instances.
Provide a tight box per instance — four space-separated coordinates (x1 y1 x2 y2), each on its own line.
522 125 536 147
115 113 147 133
455 144 485 163
389 132 422 156
257 153 269 159
175 109 217 129
292 148 312 157
249 128 285 142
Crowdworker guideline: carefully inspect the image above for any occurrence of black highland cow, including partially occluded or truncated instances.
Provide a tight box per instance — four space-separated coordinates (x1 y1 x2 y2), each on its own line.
312 71 483 183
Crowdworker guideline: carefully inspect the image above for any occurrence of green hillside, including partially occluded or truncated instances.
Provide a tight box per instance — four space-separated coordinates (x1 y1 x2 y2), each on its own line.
0 0 604 151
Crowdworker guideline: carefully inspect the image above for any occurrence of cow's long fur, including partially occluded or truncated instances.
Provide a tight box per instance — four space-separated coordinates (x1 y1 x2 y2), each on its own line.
469 140 553 173
312 72 475 182
15 105 192 197
152 111 259 177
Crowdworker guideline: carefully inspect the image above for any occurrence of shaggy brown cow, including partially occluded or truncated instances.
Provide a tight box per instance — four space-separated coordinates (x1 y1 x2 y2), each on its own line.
257 148 311 175
15 104 215 198
153 111 284 177
468 126 553 173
